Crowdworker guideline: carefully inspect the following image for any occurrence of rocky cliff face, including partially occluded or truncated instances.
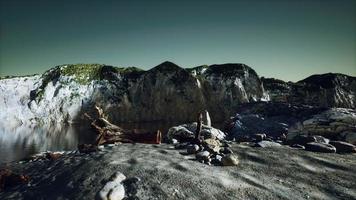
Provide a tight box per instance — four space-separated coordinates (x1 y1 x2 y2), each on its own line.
262 73 356 108
0 62 269 132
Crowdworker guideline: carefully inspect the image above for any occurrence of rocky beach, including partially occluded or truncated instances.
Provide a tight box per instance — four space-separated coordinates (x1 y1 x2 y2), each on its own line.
1 62 356 200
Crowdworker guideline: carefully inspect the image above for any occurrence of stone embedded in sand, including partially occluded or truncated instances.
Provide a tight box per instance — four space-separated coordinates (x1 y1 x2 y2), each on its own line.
221 154 239 166
305 142 336 153
187 144 200 154
329 141 356 153
98 172 126 200
256 141 282 148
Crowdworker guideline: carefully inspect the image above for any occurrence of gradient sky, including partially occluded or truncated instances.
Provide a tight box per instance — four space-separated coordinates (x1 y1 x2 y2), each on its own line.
0 0 355 81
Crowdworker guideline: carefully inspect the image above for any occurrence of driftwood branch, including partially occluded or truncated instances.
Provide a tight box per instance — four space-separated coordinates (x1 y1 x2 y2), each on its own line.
83 106 161 145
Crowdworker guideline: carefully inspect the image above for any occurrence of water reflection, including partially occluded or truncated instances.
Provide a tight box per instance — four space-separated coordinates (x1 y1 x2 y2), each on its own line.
0 121 224 163
0 125 96 163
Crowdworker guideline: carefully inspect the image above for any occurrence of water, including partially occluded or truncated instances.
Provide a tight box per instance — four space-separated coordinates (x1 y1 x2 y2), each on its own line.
0 122 180 163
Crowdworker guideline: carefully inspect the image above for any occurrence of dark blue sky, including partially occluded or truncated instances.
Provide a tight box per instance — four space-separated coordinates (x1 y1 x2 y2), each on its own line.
1 0 355 81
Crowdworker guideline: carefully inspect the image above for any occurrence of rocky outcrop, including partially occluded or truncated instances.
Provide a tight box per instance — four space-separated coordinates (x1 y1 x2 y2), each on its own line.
0 62 269 132
262 73 356 108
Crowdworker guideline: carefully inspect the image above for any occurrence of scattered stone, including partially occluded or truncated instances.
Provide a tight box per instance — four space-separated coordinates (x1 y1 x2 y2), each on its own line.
196 151 210 161
305 142 336 153
98 172 126 200
329 141 356 153
256 141 282 148
186 144 200 154
290 144 305 149
221 154 239 166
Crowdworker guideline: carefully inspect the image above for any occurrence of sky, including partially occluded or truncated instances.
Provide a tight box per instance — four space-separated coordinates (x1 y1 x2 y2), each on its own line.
0 0 355 81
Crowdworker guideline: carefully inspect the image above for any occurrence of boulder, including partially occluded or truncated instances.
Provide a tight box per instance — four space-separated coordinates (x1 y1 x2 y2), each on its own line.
221 154 239 166
256 141 282 148
329 141 356 153
305 142 336 153
167 123 225 142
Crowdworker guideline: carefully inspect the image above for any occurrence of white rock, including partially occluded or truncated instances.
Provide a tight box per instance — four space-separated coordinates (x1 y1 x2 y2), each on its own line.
98 172 126 200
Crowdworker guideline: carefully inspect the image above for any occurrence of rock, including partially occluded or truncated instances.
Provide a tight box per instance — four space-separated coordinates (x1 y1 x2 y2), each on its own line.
220 147 233 154
262 73 356 108
252 134 266 142
174 143 189 150
288 135 316 146
167 123 225 142
256 141 282 148
186 144 200 154
228 114 289 140
221 154 239 166
329 141 356 153
170 139 178 144
314 135 329 144
290 144 305 149
196 151 210 161
305 142 336 153
98 172 126 200
202 139 221 154
338 131 356 145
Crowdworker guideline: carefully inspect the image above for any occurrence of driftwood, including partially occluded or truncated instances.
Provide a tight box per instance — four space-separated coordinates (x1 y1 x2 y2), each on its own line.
193 112 203 144
84 106 161 145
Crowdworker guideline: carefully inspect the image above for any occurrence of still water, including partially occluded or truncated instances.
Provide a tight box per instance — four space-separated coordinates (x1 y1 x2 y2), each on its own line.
0 122 178 164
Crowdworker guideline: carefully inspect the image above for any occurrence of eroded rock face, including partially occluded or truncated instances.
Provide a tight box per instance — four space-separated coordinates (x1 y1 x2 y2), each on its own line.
262 73 356 108
0 62 268 132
